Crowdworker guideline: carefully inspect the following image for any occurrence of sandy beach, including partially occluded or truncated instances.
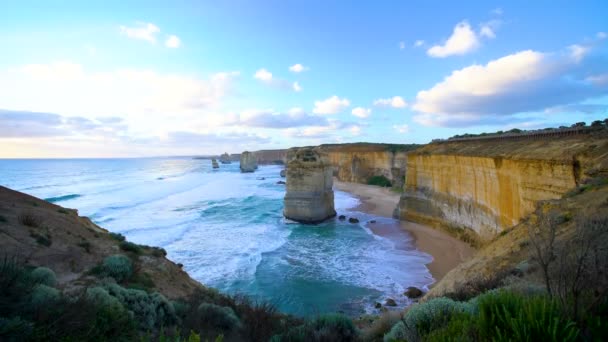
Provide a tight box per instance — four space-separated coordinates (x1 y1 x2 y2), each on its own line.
334 180 475 283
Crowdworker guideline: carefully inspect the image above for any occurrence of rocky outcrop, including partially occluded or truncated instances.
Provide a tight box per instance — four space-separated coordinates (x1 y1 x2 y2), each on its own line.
240 151 258 173
280 169 286 177
219 153 231 164
211 158 219 169
284 148 336 223
396 132 608 240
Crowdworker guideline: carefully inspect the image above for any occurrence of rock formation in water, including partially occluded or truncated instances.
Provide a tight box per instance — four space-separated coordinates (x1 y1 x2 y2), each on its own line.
211 158 219 169
283 147 336 223
240 151 258 173
280 169 286 177
219 152 231 164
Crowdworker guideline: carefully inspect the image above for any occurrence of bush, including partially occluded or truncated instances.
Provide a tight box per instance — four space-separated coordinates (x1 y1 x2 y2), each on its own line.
104 283 177 331
475 290 579 341
30 267 56 287
275 314 358 342
197 303 242 331
119 241 143 254
396 297 473 342
101 255 133 282
0 316 34 341
368 175 392 187
383 321 406 342
109 232 126 242
29 284 60 310
29 232 52 246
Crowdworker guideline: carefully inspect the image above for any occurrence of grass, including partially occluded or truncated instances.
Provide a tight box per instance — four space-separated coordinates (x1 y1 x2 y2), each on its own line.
119 241 143 255
57 208 70 214
78 241 92 253
18 213 41 227
29 231 52 246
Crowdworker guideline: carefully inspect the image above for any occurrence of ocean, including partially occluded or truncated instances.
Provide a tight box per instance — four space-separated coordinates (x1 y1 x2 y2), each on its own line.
0 157 433 316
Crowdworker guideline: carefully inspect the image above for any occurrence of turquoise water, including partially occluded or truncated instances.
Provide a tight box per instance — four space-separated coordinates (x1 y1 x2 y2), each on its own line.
0 157 433 316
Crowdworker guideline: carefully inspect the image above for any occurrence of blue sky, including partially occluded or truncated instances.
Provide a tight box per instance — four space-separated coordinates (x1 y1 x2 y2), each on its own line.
1 0 607 157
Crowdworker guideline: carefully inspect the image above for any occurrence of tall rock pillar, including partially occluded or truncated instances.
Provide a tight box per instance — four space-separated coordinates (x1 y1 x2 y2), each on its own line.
240 151 258 173
283 148 336 223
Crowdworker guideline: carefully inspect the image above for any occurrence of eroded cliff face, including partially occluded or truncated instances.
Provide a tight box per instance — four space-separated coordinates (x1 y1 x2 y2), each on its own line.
318 144 419 187
397 133 608 240
284 148 336 223
253 149 287 165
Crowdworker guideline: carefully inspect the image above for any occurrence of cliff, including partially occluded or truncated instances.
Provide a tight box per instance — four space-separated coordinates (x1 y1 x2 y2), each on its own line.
253 149 287 165
396 131 608 240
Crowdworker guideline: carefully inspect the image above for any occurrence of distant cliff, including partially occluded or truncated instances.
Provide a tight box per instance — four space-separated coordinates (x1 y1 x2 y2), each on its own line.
253 149 288 165
396 131 608 240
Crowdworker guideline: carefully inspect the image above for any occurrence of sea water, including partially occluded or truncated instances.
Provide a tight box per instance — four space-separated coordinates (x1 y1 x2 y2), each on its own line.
0 157 433 316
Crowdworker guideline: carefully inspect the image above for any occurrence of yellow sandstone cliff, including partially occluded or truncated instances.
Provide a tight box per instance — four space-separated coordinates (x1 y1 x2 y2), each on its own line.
396 131 608 240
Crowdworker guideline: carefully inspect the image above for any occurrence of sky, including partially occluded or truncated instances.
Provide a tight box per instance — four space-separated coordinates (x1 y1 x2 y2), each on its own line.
0 0 607 158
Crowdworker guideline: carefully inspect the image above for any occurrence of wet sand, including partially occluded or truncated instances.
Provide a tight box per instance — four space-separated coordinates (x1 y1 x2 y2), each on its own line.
334 180 475 282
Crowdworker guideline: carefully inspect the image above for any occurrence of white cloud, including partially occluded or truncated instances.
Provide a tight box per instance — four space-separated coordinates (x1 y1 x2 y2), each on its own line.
399 41 406 50
414 40 425 47
165 35 181 48
373 96 407 108
289 64 308 73
254 68 273 82
284 119 357 139
492 8 503 15
587 74 608 86
313 96 350 114
412 46 608 127
238 108 324 128
598 32 608 40
350 125 361 136
254 68 299 92
393 124 410 133
569 44 590 62
1 62 240 135
480 25 495 39
351 107 371 118
120 22 160 43
427 21 480 58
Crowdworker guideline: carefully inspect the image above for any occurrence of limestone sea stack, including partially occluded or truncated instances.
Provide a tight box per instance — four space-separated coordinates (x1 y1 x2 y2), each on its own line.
211 158 219 169
219 152 232 164
240 151 258 173
283 147 336 223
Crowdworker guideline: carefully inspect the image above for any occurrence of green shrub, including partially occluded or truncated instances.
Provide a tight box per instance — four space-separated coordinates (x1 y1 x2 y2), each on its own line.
29 231 52 246
85 287 123 310
119 241 143 254
104 283 177 331
0 316 34 341
475 291 579 342
383 321 406 342
29 284 60 310
78 241 92 253
397 297 473 342
101 255 133 282
275 313 358 342
197 303 242 331
368 175 392 187
150 247 167 257
30 267 56 287
109 232 126 242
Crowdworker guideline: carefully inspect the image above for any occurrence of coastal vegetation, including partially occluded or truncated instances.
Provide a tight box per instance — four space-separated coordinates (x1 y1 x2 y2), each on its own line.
367 175 392 187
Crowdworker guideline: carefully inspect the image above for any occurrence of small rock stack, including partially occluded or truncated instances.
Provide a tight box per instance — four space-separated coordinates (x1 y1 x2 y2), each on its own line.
219 152 232 164
283 147 336 223
240 151 258 173
211 158 219 169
